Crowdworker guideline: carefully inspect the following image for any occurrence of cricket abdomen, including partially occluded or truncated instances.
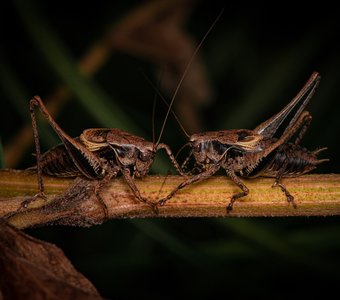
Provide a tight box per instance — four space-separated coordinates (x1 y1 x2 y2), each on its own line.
247 143 328 178
28 143 81 177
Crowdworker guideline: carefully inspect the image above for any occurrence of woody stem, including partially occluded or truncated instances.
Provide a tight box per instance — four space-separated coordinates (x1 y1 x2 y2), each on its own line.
0 170 339 229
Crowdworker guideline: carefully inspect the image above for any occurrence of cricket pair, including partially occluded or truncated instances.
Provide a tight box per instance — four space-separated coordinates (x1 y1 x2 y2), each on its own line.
25 71 327 217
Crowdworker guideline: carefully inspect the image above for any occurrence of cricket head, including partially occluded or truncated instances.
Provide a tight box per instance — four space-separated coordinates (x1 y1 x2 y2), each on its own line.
111 141 156 178
134 145 156 177
105 142 156 178
189 129 264 169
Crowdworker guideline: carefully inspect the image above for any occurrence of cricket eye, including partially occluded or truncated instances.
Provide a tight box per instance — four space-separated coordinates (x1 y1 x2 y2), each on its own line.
139 151 151 162
194 143 202 152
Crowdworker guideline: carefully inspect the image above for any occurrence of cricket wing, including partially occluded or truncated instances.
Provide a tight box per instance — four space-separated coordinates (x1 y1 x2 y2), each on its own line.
62 138 105 179
213 130 264 152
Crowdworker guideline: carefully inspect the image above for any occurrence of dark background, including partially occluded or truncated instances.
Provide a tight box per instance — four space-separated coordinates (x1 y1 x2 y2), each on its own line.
1 0 340 299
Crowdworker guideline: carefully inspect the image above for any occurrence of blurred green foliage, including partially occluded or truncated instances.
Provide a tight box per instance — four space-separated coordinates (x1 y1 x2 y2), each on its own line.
1 0 340 298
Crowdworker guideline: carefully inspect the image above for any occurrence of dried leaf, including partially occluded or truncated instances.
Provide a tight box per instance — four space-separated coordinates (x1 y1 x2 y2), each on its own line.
0 220 101 299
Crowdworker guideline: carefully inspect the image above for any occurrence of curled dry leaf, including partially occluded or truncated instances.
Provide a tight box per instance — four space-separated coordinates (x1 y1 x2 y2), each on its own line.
0 220 101 299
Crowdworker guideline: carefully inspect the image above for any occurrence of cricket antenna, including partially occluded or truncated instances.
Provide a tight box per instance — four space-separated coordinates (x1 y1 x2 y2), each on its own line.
142 72 190 140
151 73 162 144
155 8 224 146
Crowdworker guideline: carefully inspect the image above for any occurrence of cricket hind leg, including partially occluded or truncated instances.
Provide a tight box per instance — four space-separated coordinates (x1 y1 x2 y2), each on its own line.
271 160 296 208
272 180 296 208
271 114 313 208
294 114 312 145
265 157 296 208
226 171 249 213
17 97 50 211
26 96 105 211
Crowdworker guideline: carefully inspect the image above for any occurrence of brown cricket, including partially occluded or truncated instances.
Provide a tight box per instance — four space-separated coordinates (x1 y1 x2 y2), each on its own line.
158 72 328 212
25 95 184 216
21 11 224 217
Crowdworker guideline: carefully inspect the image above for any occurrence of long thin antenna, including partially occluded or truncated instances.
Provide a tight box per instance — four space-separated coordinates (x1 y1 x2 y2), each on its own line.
152 90 157 144
142 72 190 138
152 71 164 144
156 8 224 145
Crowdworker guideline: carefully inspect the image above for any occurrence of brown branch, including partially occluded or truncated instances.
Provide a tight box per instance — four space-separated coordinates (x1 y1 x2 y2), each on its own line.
0 170 339 229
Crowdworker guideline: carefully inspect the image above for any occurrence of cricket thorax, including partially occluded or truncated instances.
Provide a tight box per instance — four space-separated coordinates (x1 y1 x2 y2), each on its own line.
191 129 263 151
95 144 155 177
79 128 156 177
191 141 229 169
190 129 264 169
80 128 154 151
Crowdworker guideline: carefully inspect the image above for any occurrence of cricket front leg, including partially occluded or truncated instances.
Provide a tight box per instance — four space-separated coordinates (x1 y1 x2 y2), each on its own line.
180 149 194 174
225 170 249 213
157 143 186 176
158 164 220 206
121 168 158 213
